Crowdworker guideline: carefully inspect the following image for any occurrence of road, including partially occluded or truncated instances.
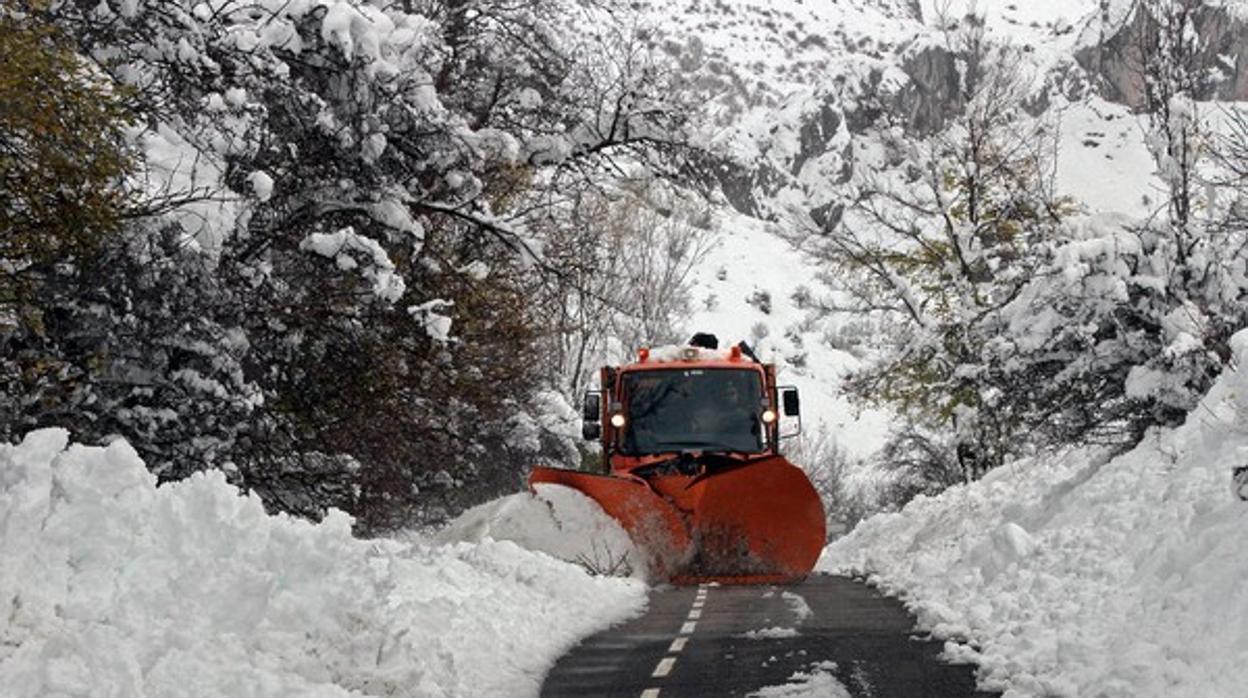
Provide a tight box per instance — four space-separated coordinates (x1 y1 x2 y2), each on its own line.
541 575 997 698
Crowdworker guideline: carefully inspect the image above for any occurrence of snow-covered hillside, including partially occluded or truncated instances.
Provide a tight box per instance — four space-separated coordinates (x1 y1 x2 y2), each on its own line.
663 0 1248 470
822 330 1248 697
0 431 645 697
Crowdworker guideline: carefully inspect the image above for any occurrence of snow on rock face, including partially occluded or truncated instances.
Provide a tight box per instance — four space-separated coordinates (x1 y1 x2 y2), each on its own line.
0 431 646 697
822 328 1248 696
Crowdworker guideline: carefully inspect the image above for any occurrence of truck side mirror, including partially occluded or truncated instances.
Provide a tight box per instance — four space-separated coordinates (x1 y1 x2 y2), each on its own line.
582 391 602 421
782 388 800 417
582 391 603 441
582 421 602 441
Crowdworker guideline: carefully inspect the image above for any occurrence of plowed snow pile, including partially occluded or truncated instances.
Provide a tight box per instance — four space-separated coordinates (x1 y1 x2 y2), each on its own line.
436 484 645 579
0 430 645 698
822 330 1248 697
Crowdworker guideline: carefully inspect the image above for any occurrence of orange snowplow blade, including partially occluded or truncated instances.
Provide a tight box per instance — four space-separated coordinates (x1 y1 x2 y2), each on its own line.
529 467 693 578
530 457 825 584
675 456 826 584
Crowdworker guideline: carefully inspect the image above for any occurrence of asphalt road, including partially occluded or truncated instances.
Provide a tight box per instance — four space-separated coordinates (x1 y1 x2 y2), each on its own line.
540 575 997 698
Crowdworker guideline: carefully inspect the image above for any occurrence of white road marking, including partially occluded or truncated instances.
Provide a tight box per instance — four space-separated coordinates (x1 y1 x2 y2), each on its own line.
669 637 688 653
692 599 704 609
687 608 702 620
680 621 697 634
640 689 661 698
652 657 677 678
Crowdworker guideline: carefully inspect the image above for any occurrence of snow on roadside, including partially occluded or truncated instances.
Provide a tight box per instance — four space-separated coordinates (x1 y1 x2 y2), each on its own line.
0 431 646 697
748 661 850 698
821 330 1248 696
435 484 646 580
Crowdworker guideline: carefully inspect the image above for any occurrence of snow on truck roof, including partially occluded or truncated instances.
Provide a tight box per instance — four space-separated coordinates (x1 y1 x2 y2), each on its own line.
629 344 762 366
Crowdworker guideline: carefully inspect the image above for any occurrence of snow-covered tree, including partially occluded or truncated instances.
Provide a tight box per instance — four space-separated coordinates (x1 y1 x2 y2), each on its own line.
1 0 707 530
536 182 716 405
799 19 1068 482
798 5 1248 498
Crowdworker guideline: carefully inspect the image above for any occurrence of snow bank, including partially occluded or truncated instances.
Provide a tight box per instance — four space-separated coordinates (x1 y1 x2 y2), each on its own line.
822 330 1248 696
437 484 645 580
0 431 646 697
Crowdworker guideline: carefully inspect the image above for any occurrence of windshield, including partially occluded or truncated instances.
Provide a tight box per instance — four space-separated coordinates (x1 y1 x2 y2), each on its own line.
620 368 766 455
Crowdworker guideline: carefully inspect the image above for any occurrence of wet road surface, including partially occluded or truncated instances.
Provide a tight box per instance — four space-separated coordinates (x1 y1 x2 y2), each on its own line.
541 574 997 698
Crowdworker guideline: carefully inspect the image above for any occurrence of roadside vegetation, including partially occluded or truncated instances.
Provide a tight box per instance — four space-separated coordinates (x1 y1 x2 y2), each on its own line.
0 0 714 532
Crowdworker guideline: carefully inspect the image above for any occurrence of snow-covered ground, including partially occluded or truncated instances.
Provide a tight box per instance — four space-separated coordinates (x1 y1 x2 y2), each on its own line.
821 330 1248 697
0 431 646 697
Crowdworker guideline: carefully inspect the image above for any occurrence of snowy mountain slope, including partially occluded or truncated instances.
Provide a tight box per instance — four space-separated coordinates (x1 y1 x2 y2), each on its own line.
1053 97 1163 217
0 431 645 698
820 330 1248 697
638 0 925 104
637 0 1248 221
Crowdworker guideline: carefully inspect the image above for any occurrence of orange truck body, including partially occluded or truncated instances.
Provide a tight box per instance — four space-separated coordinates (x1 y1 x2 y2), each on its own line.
530 347 826 584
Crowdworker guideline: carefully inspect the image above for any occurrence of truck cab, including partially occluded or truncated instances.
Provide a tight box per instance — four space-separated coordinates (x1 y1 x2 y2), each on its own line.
582 344 801 475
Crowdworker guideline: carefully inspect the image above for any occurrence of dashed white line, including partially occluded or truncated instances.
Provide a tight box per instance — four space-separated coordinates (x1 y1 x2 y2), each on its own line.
659 587 702 681
640 689 661 698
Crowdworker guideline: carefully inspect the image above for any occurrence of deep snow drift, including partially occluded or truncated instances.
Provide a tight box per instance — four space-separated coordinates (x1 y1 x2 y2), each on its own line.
822 331 1248 697
0 431 646 697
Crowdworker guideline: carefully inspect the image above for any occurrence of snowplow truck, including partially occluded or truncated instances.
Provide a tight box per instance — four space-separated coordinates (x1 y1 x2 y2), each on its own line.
530 335 826 584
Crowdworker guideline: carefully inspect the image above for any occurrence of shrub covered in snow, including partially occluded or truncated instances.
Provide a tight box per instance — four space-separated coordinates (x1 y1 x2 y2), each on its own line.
0 0 710 529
